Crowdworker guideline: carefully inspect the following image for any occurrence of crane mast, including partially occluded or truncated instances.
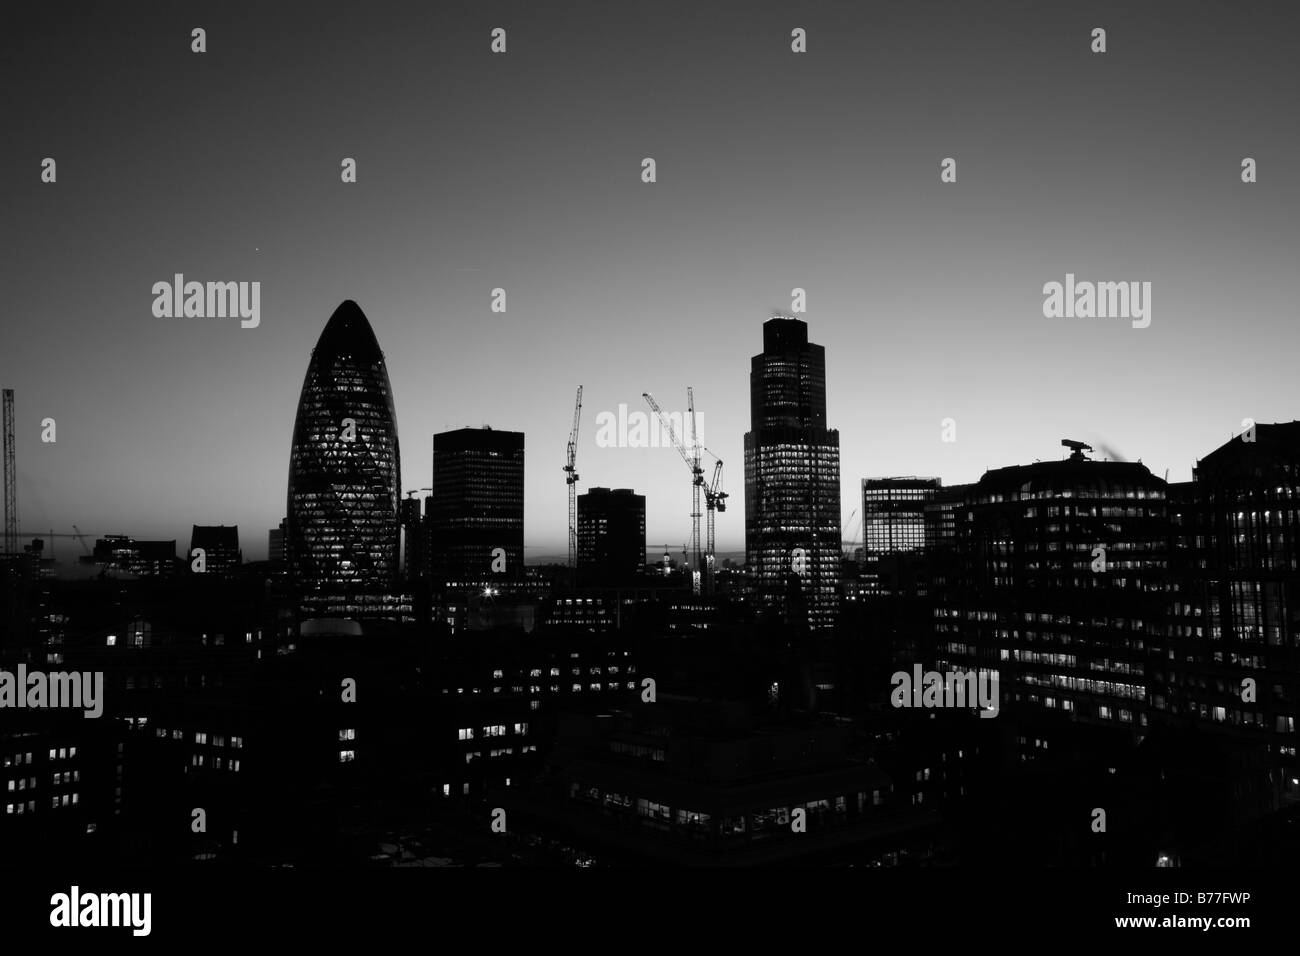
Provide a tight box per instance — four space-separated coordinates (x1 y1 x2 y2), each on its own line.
703 455 728 594
2 389 15 556
564 386 583 584
644 389 714 595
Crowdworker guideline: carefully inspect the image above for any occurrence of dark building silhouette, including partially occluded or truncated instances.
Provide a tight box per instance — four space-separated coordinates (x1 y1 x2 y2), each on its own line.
429 427 524 585
1161 422 1300 810
90 536 178 578
285 300 401 596
268 519 286 564
860 477 941 595
189 525 241 575
399 495 426 581
936 447 1167 735
743 317 841 631
577 487 646 585
504 695 940 864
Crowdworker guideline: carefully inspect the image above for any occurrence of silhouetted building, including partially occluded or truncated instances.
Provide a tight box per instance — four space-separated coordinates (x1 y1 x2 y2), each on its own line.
399 495 425 580
577 487 646 585
504 696 939 864
190 525 241 575
90 536 178 578
429 427 524 586
286 300 402 594
743 317 841 631
268 519 286 564
1161 422 1300 809
861 477 941 594
936 447 1167 735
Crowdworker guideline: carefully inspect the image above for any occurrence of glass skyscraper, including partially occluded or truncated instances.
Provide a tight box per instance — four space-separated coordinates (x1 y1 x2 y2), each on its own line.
286 300 401 595
743 316 841 631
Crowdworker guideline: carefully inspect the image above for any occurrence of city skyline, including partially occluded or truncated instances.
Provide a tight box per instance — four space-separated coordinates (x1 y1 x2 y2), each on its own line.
4 0 1298 561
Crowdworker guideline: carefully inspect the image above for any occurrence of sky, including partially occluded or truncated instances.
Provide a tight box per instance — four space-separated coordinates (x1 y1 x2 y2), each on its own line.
2 0 1298 561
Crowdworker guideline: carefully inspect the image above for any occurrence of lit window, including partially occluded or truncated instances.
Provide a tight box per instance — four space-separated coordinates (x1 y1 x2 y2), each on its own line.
339 750 355 763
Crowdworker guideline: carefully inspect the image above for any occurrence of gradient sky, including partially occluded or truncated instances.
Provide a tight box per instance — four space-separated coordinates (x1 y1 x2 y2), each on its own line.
3 0 1298 562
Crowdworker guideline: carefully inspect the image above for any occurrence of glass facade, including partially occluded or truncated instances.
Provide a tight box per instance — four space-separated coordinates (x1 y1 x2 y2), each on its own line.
743 317 841 631
934 459 1167 730
577 487 646 584
429 427 525 584
286 300 401 593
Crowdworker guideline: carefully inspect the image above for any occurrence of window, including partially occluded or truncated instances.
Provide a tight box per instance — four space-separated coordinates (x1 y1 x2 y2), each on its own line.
339 728 356 742
458 728 474 741
339 750 355 763
195 732 207 745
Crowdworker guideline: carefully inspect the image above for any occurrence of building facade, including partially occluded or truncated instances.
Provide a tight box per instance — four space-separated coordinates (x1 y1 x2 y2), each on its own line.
285 300 402 595
743 317 841 631
577 487 646 585
429 427 525 586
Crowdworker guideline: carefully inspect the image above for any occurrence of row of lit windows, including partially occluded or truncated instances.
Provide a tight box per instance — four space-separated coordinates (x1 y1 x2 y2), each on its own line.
191 755 242 771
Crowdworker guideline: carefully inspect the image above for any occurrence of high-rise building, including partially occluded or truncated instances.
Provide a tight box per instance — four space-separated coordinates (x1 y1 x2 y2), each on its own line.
577 487 646 585
90 536 178 577
935 447 1167 735
286 300 401 594
189 525 241 575
429 427 524 585
743 317 841 631
399 494 425 580
860 477 940 594
1160 422 1300 808
268 518 287 564
862 478 940 554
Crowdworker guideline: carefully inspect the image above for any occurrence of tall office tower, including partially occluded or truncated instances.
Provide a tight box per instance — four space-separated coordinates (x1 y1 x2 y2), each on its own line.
861 477 941 593
189 525 241 574
286 300 401 594
429 427 524 585
399 494 425 580
268 518 287 564
1160 422 1300 809
743 316 841 631
577 487 646 585
934 446 1167 737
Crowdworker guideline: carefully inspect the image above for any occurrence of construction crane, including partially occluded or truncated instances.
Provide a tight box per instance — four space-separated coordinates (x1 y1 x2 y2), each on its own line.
16 530 98 563
644 389 705 594
702 452 728 593
71 525 93 557
2 389 16 556
404 487 431 498
564 386 583 583
840 507 860 555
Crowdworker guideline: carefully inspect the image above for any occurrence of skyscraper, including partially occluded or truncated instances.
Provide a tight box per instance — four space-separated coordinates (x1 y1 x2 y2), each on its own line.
577 487 646 585
286 300 401 594
860 477 941 594
429 427 524 585
743 317 841 631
